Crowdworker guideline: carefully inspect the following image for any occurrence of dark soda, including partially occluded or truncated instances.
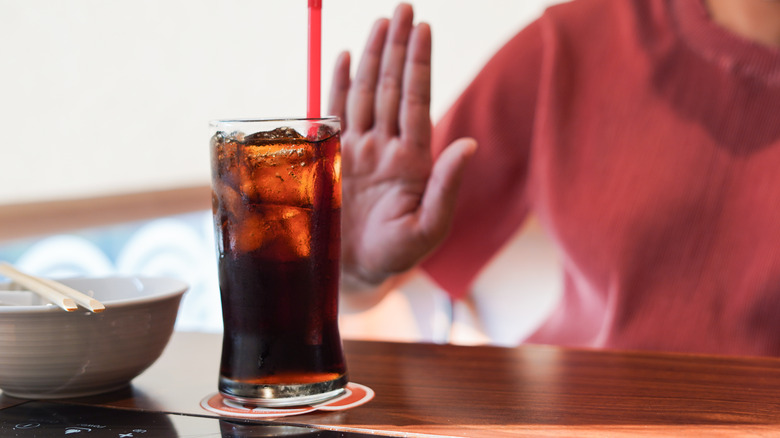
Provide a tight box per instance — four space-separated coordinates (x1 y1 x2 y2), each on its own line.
210 119 346 406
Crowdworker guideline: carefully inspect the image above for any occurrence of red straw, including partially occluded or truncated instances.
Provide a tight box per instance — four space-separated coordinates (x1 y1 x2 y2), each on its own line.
307 0 322 118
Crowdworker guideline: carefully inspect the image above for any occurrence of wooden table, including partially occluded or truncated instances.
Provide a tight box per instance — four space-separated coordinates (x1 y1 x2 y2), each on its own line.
3 331 780 437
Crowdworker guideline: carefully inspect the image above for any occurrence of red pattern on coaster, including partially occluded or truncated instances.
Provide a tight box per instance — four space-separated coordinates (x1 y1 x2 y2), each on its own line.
200 382 374 419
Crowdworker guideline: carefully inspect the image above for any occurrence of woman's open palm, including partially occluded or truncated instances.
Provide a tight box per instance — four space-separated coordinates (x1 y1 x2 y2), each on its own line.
328 4 476 287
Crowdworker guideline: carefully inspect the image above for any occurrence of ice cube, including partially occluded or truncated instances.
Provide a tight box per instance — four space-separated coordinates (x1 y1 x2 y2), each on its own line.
244 127 304 145
228 211 266 254
281 206 312 259
306 124 338 142
248 205 311 261
237 143 317 207
211 133 244 191
213 182 266 254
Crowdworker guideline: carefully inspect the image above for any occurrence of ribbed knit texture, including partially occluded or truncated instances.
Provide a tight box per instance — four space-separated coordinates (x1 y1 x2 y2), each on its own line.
423 0 780 356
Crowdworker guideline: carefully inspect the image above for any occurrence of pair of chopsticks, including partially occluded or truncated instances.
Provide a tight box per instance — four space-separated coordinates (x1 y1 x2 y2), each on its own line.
0 262 105 313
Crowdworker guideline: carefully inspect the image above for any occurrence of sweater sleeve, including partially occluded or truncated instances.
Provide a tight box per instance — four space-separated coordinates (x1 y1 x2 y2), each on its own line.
421 18 544 300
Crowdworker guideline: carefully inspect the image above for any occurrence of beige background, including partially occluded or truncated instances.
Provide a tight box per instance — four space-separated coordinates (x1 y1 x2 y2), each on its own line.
0 0 564 205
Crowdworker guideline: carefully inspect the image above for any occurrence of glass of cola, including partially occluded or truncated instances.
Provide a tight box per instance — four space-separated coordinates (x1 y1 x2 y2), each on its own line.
209 118 346 407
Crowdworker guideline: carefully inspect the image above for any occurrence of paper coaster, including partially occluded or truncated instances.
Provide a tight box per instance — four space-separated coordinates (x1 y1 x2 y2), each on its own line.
200 382 374 419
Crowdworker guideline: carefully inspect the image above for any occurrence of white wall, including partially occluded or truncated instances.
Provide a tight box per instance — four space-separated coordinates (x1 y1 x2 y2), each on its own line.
0 0 563 205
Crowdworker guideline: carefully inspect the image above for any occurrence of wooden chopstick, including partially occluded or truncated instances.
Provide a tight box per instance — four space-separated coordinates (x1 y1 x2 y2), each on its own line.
38 277 105 313
0 263 105 312
0 263 77 312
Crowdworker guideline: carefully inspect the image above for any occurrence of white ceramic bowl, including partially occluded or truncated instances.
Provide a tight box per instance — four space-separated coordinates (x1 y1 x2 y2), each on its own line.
0 276 187 399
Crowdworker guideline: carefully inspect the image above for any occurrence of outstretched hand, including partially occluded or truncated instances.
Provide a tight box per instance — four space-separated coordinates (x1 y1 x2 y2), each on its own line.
329 3 476 292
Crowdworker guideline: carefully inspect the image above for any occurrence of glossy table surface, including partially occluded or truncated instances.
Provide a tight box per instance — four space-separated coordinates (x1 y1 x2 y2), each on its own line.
3 331 780 437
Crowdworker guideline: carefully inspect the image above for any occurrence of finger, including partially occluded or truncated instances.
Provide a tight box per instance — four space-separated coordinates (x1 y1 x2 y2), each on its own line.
400 22 432 152
327 51 351 126
347 17 389 133
418 138 478 244
375 3 414 137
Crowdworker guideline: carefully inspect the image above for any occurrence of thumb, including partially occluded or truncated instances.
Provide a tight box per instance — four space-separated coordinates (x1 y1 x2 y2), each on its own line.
418 137 478 244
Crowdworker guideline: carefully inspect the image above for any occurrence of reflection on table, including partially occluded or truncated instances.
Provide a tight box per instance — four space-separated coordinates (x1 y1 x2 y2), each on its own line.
2 332 776 437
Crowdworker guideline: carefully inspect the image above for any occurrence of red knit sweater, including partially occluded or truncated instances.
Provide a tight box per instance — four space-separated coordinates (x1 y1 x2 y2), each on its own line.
423 0 780 356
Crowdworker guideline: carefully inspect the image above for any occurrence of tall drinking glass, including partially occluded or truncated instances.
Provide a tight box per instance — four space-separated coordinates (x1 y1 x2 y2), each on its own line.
209 118 347 407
